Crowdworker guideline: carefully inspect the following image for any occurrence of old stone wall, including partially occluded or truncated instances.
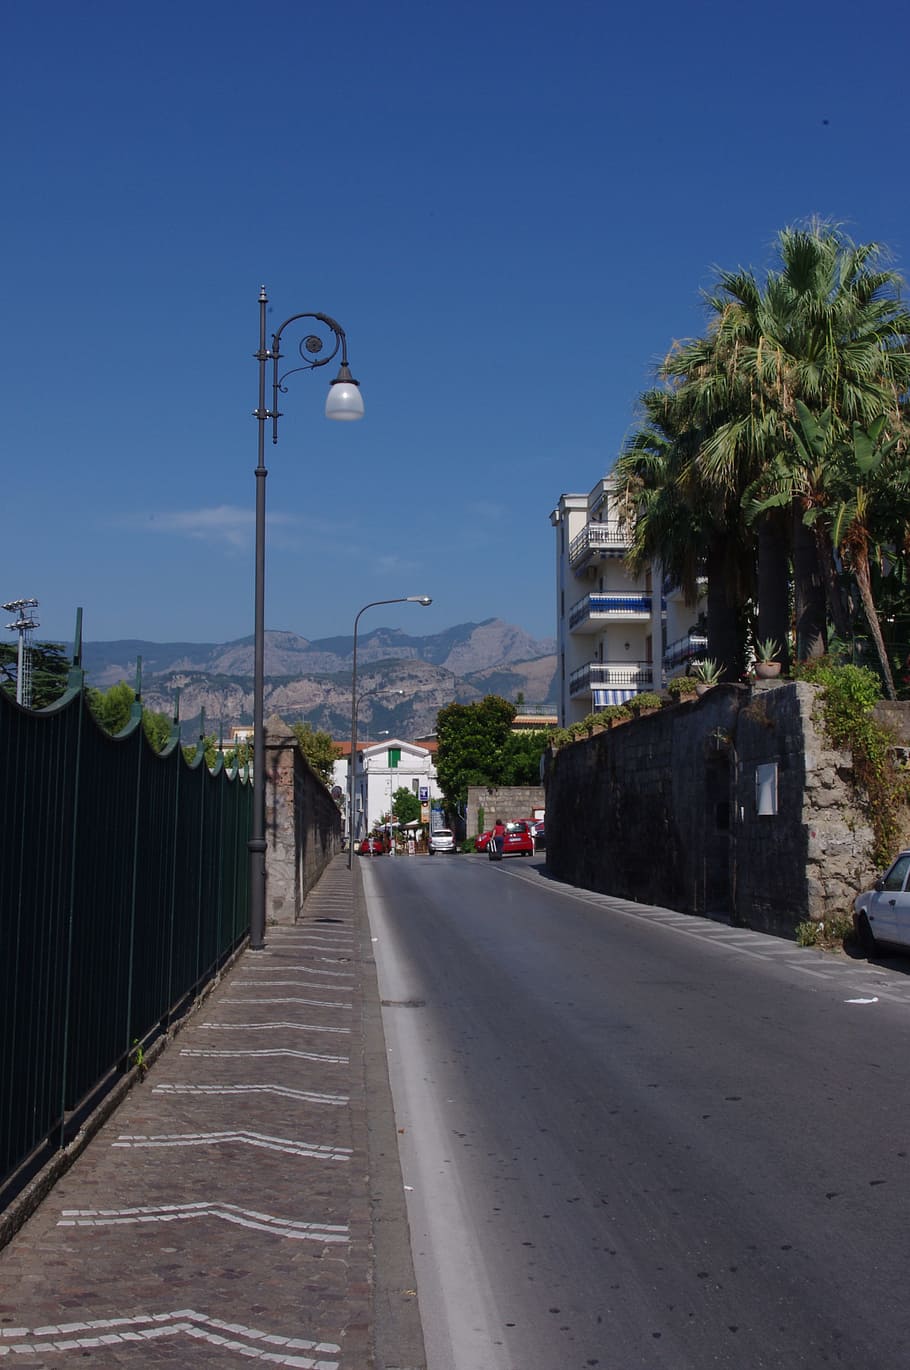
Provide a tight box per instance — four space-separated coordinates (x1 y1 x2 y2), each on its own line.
545 683 877 939
264 714 342 926
466 785 546 838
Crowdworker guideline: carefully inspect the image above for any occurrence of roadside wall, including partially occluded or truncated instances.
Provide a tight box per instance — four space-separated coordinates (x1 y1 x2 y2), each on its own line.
265 714 343 925
466 784 546 838
544 683 879 938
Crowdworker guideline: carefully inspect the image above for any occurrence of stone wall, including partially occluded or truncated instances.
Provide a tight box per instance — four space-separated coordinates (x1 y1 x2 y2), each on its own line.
466 785 546 838
544 683 879 939
264 714 343 926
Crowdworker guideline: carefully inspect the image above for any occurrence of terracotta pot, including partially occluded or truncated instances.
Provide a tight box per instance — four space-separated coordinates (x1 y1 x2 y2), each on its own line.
695 682 713 697
754 661 782 679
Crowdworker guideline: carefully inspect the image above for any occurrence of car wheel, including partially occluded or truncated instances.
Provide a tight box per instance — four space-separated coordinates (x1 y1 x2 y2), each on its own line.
857 912 880 958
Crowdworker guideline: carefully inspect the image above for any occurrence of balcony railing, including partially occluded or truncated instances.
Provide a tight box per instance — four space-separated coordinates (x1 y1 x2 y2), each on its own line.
663 632 707 672
568 522 628 567
569 660 654 696
568 593 653 630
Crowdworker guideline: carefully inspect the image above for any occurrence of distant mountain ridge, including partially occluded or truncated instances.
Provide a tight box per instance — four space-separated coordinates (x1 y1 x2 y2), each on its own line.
83 618 555 683
81 619 558 739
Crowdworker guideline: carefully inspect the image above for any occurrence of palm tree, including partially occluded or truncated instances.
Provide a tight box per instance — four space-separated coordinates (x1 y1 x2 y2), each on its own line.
801 403 908 697
615 389 751 678
660 222 910 661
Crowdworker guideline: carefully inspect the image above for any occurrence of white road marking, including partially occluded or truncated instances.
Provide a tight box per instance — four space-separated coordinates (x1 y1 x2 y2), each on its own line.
235 980 354 992
153 1083 348 1105
57 1201 349 1242
225 996 351 1009
112 1130 351 1161
181 1048 348 1064
198 1021 350 1035
0 1309 340 1367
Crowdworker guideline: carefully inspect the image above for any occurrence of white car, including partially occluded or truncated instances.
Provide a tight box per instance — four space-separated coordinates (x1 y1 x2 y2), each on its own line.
854 850 910 955
429 828 457 854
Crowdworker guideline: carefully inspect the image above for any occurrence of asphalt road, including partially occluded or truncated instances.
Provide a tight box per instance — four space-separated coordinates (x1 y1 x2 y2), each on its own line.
361 850 910 1370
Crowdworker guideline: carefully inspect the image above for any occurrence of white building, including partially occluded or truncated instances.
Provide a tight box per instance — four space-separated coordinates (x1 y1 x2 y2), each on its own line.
550 477 706 727
332 737 443 844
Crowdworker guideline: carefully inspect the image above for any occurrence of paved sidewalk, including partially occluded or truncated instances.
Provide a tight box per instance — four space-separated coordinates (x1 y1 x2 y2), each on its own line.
0 857 424 1369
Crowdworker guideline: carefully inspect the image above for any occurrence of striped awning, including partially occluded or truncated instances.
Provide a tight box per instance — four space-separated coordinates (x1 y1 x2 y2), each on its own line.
593 688 637 708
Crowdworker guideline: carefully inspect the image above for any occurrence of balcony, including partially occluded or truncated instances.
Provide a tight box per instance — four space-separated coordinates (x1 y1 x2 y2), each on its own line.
569 660 654 698
568 593 653 633
663 632 707 673
568 522 628 570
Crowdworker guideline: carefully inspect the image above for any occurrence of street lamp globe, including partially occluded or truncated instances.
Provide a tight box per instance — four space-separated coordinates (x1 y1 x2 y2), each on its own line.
325 363 364 420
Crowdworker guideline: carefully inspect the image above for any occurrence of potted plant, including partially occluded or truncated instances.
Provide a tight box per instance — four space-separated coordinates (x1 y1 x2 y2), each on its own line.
754 638 782 679
691 658 723 696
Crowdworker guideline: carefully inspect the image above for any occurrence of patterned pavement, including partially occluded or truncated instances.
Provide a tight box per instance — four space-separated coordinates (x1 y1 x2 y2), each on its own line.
0 857 420 1368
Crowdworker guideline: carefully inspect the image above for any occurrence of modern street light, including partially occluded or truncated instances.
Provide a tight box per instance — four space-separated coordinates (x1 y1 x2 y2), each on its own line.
347 597 431 868
250 286 364 950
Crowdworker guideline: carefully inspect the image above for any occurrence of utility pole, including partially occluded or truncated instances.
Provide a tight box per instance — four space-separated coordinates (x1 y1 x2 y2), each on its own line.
3 598 40 706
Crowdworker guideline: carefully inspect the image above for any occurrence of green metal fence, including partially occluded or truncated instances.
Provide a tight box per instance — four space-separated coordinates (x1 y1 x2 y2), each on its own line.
0 669 251 1195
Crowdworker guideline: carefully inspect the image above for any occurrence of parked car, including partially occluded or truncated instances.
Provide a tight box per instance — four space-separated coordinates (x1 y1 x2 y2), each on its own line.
474 829 493 852
499 820 534 857
429 827 457 854
359 836 385 856
531 821 545 851
854 850 910 954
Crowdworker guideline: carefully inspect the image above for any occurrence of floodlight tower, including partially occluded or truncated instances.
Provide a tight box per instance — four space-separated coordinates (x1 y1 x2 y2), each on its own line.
3 597 40 706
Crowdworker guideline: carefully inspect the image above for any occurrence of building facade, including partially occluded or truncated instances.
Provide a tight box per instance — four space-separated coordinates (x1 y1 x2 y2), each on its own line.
332 737 443 844
551 477 705 727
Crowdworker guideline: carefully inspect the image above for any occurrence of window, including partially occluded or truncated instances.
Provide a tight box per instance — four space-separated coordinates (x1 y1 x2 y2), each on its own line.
882 854 910 892
388 747 401 768
755 762 778 816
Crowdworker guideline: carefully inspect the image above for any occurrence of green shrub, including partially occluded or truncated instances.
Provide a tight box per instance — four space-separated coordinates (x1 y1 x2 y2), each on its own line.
633 692 662 711
598 703 631 723
795 911 854 950
667 674 698 697
793 661 907 867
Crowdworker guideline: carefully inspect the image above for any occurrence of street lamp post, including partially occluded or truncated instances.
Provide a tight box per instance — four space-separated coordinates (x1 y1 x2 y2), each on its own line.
347 597 431 869
250 286 364 950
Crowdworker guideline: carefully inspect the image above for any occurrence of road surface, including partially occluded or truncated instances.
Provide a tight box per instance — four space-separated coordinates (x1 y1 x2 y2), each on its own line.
362 851 910 1370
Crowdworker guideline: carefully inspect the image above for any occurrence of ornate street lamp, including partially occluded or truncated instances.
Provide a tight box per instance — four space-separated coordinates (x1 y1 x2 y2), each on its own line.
250 287 364 950
347 597 431 869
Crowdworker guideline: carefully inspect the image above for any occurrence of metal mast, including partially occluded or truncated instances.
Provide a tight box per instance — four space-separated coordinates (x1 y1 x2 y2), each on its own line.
3 598 40 706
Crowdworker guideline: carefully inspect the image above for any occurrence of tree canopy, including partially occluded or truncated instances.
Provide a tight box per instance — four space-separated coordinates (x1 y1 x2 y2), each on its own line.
87 681 173 752
616 221 910 689
0 640 71 709
292 722 341 785
391 786 421 826
435 695 547 807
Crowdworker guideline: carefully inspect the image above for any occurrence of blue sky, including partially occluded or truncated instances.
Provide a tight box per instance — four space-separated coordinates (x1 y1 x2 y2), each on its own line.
3 0 908 649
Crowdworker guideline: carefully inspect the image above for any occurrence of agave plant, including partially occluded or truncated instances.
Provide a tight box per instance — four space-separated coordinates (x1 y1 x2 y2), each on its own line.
691 658 723 686
755 637 781 664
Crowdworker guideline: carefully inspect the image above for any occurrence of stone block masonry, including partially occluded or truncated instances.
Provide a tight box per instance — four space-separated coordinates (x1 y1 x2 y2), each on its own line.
466 784 546 838
544 682 889 939
265 714 343 925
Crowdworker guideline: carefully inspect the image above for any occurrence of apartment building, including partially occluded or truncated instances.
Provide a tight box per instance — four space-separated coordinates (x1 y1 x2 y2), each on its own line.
551 477 705 727
333 737 443 844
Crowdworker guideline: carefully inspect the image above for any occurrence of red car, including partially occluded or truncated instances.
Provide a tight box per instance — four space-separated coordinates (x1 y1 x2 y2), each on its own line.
475 829 493 851
499 821 535 857
359 836 385 856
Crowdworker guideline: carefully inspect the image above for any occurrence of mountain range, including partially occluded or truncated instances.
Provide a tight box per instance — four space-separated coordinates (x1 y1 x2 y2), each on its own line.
81 619 558 740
